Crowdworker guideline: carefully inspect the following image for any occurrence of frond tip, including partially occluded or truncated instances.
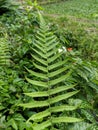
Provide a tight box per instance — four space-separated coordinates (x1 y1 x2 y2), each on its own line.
38 11 46 27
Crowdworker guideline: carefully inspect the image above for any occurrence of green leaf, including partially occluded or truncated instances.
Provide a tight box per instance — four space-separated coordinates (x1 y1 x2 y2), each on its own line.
24 85 75 98
46 36 57 46
52 117 83 123
49 85 76 95
33 62 48 72
32 48 47 59
24 91 48 97
48 66 70 78
50 91 79 104
33 120 51 130
50 71 71 86
37 31 45 39
46 36 57 47
47 42 59 51
48 60 67 70
27 105 77 122
48 52 62 63
33 117 82 130
36 35 46 45
26 67 47 79
31 54 47 66
19 100 49 108
26 77 48 88
47 47 58 57
35 39 45 48
34 41 46 53
7 119 18 130
20 91 79 109
27 109 50 122
50 105 78 112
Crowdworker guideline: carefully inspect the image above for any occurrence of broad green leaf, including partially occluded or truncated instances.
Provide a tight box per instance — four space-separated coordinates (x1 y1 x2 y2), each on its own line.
38 11 46 26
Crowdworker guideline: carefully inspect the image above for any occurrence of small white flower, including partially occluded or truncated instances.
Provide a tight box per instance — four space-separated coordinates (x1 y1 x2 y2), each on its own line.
58 46 67 53
58 48 63 53
62 46 67 52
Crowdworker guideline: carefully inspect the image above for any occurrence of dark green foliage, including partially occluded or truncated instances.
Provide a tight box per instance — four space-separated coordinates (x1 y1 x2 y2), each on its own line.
0 0 18 15
0 0 9 14
0 66 32 129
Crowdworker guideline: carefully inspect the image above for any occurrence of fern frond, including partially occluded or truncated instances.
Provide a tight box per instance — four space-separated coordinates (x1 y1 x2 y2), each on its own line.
19 12 82 130
0 38 10 66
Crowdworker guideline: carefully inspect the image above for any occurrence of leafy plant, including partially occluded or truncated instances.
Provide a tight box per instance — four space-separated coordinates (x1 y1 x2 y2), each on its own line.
19 12 82 130
0 65 33 130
